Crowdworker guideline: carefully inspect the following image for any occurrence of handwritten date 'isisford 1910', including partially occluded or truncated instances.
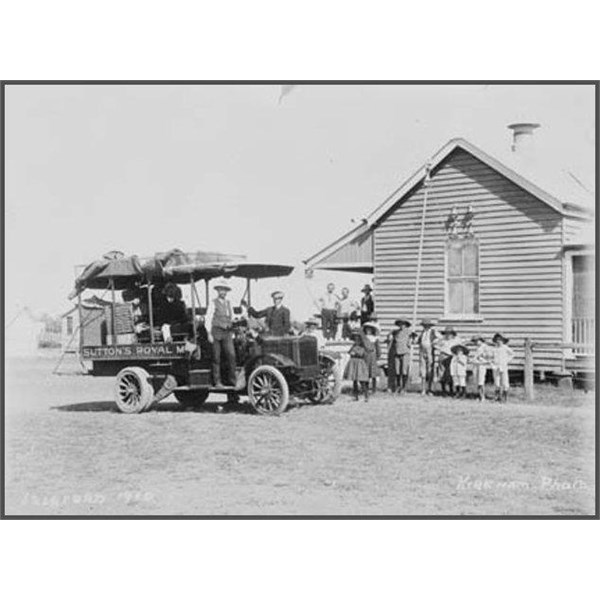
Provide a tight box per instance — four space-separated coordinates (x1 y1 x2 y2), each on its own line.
22 490 156 508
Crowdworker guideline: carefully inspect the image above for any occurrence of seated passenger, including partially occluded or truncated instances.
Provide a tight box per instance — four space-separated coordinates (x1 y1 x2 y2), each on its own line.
157 282 189 342
248 291 291 337
303 317 325 349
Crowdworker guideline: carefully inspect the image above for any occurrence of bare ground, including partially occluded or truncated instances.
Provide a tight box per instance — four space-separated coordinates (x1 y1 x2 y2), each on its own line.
4 353 596 516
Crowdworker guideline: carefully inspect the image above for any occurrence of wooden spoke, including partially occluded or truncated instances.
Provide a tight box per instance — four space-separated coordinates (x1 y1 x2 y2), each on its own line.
247 365 289 416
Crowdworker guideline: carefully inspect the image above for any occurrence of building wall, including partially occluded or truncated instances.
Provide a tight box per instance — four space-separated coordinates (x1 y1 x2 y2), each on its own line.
373 148 565 370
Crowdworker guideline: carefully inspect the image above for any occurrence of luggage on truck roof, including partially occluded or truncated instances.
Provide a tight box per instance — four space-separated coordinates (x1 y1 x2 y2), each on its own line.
69 248 294 297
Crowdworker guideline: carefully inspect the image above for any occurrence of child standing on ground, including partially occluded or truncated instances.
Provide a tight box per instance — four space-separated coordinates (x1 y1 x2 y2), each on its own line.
491 333 515 403
471 336 494 401
362 321 381 393
344 332 370 401
386 318 412 394
416 318 437 396
435 326 460 396
450 344 469 398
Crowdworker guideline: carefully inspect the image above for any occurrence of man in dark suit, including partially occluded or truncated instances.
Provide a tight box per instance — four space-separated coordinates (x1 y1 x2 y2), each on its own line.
248 291 291 336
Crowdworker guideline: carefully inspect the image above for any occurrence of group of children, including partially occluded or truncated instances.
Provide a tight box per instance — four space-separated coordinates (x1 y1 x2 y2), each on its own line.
343 317 515 403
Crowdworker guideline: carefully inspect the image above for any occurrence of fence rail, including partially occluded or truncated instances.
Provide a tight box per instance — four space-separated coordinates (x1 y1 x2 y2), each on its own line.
524 338 595 401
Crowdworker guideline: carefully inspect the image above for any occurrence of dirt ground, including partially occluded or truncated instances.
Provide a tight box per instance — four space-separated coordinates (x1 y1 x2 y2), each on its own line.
4 352 596 516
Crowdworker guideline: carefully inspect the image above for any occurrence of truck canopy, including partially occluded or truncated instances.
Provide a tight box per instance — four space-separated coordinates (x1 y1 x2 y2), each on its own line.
69 249 294 297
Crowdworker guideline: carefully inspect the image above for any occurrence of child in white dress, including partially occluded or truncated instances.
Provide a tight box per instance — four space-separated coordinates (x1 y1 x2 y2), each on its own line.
450 344 469 398
471 336 494 402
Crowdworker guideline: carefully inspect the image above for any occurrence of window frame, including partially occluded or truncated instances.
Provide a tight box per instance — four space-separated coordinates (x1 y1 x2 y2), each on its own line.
444 236 481 320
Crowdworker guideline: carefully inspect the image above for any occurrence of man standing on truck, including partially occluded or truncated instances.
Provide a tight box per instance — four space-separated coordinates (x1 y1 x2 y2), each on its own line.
205 279 237 388
248 290 291 336
319 282 339 340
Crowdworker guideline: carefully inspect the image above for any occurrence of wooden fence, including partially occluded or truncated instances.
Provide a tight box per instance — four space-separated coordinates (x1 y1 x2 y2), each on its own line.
523 339 595 402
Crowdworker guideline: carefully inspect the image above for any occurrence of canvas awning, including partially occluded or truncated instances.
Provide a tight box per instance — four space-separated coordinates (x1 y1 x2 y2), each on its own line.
69 249 292 296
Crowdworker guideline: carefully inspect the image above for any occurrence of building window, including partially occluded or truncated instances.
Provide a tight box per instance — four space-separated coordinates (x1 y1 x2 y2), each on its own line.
66 316 74 336
446 237 479 317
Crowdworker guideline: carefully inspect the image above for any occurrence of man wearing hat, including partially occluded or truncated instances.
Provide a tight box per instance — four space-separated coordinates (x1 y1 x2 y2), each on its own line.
360 284 375 325
416 318 438 396
205 279 237 387
386 318 412 394
248 291 291 337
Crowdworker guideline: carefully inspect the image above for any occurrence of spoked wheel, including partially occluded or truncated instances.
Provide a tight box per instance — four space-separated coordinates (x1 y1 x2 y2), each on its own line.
308 357 342 404
247 365 289 416
174 390 210 408
114 367 154 414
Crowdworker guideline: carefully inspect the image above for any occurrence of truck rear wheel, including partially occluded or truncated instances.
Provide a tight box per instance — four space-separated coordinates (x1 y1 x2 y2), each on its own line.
174 390 210 408
114 367 154 414
247 365 289 416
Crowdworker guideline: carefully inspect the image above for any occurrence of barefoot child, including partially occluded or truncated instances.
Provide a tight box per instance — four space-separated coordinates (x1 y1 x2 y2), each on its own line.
344 332 369 401
362 321 381 394
450 344 469 398
471 336 494 401
491 333 515 402
386 318 412 394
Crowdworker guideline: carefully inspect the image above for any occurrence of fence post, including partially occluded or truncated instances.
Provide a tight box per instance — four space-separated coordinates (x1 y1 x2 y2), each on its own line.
524 338 534 402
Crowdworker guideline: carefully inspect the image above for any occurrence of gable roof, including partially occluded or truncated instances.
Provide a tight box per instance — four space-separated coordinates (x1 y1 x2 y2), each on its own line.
367 137 593 226
303 221 373 272
305 136 594 270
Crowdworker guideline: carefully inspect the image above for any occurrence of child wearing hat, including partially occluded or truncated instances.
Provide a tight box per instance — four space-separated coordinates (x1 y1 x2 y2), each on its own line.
472 336 494 401
450 344 469 398
491 333 515 402
416 318 437 396
362 321 381 392
386 318 412 394
435 326 460 396
344 332 370 402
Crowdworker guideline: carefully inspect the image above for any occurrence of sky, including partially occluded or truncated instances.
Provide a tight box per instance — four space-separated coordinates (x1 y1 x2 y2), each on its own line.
5 83 596 320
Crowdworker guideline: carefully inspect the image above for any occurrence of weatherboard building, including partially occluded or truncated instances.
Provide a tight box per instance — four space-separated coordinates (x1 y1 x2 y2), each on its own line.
305 124 595 377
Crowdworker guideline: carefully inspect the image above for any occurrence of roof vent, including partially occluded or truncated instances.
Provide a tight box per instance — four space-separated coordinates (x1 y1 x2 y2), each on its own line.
508 122 540 154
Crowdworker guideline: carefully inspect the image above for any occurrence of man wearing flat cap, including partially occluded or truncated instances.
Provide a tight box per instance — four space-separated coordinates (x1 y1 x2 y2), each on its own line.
248 291 291 337
205 279 237 387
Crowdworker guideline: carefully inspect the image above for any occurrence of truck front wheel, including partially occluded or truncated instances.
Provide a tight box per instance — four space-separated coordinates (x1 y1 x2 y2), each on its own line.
247 365 289 416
